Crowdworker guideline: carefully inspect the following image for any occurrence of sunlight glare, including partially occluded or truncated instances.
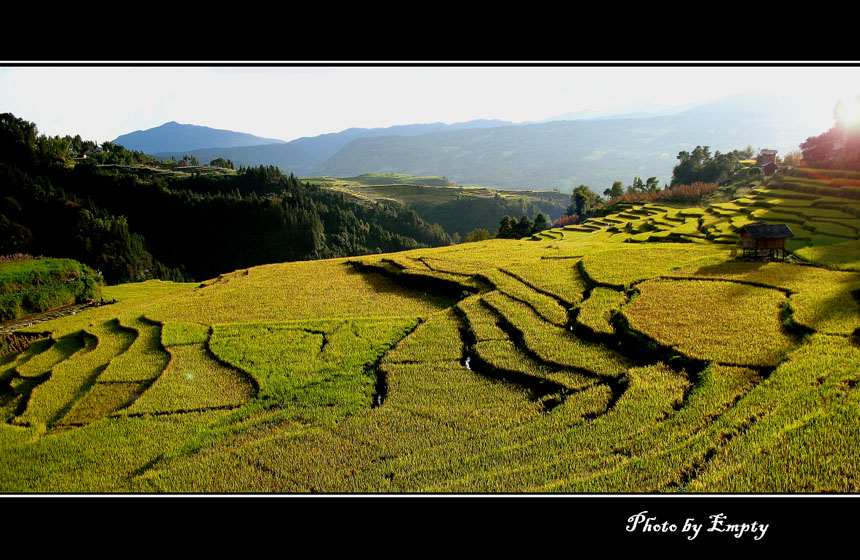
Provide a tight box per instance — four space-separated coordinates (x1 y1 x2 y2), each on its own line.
835 95 860 130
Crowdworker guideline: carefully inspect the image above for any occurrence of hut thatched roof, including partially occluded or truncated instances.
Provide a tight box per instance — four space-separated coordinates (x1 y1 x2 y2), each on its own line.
734 222 794 238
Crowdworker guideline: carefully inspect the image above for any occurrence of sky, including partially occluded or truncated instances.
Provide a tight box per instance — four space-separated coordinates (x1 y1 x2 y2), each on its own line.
1 64 858 143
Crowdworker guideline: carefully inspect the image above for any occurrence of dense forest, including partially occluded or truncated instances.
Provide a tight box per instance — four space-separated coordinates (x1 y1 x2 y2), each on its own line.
0 113 452 284
411 194 559 239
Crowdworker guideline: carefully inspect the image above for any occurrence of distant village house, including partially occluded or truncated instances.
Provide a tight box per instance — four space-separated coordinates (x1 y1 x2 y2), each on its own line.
759 149 778 165
758 149 778 177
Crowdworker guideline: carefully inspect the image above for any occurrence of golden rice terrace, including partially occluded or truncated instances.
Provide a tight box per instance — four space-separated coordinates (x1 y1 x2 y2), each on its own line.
2 170 860 493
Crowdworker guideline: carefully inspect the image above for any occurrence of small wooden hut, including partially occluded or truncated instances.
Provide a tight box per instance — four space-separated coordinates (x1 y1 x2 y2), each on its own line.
762 162 778 177
759 149 778 165
734 222 794 261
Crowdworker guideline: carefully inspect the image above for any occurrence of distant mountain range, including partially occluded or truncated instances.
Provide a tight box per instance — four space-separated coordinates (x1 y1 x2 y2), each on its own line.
113 94 833 192
113 121 287 154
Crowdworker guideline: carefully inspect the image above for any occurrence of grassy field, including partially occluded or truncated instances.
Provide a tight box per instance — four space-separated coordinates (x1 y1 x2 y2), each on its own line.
2 169 860 493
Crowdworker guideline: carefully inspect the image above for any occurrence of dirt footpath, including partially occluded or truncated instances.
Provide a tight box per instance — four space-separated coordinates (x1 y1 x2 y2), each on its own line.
0 302 100 335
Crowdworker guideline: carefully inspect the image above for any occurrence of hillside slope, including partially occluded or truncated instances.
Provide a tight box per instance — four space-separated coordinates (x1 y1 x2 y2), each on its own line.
3 170 859 493
308 173 571 237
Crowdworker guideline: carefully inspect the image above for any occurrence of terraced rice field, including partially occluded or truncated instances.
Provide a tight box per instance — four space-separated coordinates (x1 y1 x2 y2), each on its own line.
2 171 860 493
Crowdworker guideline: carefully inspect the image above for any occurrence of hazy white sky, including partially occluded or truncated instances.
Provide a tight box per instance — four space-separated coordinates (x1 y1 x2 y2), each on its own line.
1 64 858 143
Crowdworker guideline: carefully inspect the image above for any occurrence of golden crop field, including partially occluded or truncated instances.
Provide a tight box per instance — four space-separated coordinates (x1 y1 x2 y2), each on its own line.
2 176 860 493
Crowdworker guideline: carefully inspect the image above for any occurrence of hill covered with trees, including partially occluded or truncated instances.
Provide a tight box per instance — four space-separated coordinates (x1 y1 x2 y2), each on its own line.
0 113 454 284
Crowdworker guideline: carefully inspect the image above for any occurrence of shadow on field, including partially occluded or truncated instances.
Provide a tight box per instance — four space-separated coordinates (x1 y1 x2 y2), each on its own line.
344 262 463 309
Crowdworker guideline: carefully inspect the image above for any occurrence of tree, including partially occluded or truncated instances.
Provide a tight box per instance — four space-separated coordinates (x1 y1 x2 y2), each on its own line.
671 145 745 186
573 190 587 216
496 215 536 239
516 215 533 237
800 129 837 166
497 215 514 238
782 150 802 167
35 135 72 168
531 213 549 233
625 177 660 194
571 184 598 217
465 228 489 242
0 113 38 167
603 181 624 199
671 147 709 186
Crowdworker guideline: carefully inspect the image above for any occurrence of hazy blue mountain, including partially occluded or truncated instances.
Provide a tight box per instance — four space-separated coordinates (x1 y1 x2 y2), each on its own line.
146 119 513 175
113 121 287 154
131 118 512 175
311 94 831 192
290 119 512 162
